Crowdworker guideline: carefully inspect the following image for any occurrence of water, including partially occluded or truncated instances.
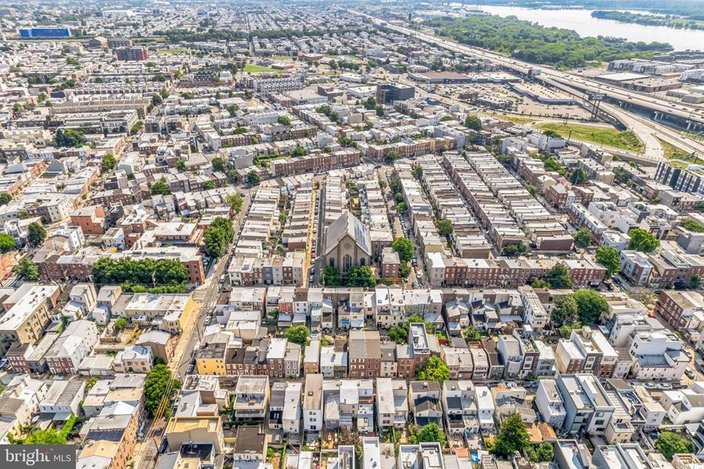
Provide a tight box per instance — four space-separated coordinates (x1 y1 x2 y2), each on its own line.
470 5 704 51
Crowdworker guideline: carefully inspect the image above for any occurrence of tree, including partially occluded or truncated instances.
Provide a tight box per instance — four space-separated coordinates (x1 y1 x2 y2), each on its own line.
415 355 451 382
391 237 414 263
572 227 593 249
277 115 291 126
290 146 307 157
655 431 694 461
27 222 46 248
176 158 187 172
413 165 423 180
55 128 86 148
464 326 481 341
551 296 579 328
203 217 234 258
19 414 76 445
346 265 376 288
322 266 340 286
436 219 453 237
531 279 550 289
114 317 129 331
227 193 243 214
491 413 530 458
628 228 660 253
570 167 587 185
411 423 447 446
464 115 482 130
130 121 144 135
246 170 261 185
389 326 407 344
13 258 39 281
151 93 163 106
0 233 16 254
399 262 411 278
544 263 573 289
0 193 11 206
92 258 187 287
144 364 181 418
203 181 216 190
502 243 528 257
526 442 554 463
285 325 310 345
690 274 702 290
212 157 226 172
572 289 608 325
150 177 171 195
364 97 377 110
595 245 621 277
375 104 384 117
101 153 116 173
227 104 239 117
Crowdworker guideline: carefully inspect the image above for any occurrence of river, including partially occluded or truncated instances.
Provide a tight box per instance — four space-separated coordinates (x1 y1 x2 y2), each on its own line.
470 5 704 51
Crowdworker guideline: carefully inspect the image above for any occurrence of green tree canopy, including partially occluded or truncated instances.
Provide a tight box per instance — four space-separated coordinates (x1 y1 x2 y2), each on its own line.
544 263 573 289
410 423 447 446
491 413 530 458
13 258 39 281
572 227 593 249
27 222 46 248
227 193 244 213
150 177 171 195
55 128 86 148
391 237 414 263
435 219 454 237
0 233 17 254
464 115 482 130
0 193 11 206
572 289 608 324
212 157 226 172
18 414 76 445
203 217 235 258
655 431 694 461
595 245 621 277
246 170 261 185
144 364 181 418
114 317 129 331
101 153 116 173
92 258 187 287
464 326 482 341
628 228 660 253
285 325 310 345
415 355 451 382
551 296 579 328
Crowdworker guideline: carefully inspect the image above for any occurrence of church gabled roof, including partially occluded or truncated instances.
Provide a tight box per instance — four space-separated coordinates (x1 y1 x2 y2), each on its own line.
324 212 372 256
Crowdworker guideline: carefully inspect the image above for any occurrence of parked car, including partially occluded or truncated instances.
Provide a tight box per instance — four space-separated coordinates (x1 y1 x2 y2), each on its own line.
686 369 696 379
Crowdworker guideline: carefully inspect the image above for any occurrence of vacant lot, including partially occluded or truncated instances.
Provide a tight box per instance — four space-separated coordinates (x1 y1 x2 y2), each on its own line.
243 64 283 73
538 123 644 153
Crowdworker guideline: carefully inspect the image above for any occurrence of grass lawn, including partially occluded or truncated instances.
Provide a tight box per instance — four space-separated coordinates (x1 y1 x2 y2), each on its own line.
243 64 283 73
658 138 704 165
155 47 190 55
537 123 644 153
492 113 535 124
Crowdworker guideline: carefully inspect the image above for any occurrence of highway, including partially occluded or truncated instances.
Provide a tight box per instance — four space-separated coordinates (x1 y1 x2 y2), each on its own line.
359 13 704 160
